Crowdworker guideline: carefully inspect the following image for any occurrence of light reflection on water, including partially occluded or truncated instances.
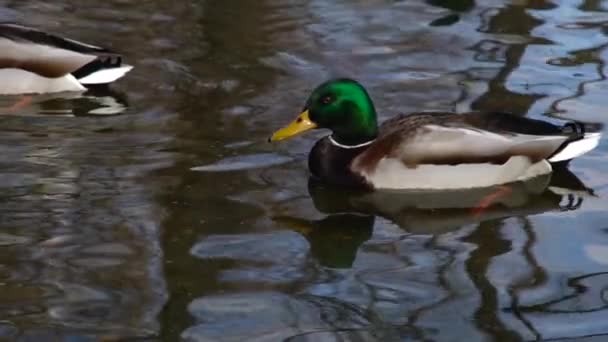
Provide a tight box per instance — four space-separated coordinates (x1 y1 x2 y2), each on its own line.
1 0 608 341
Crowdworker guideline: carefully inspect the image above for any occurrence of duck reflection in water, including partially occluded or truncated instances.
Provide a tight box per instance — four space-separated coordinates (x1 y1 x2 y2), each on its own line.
0 85 129 116
426 0 476 26
275 167 592 268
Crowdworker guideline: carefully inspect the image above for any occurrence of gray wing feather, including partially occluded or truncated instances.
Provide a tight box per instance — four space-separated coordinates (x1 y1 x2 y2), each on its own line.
0 38 96 78
395 125 568 164
0 24 103 78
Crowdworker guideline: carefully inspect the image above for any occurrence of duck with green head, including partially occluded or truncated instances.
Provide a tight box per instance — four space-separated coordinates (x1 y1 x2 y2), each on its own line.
270 79 602 190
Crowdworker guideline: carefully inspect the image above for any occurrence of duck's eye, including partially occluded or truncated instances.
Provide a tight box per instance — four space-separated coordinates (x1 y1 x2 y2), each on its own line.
320 95 334 105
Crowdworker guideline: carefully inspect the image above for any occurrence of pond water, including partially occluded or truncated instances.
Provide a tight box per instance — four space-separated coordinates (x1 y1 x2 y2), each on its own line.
1 0 608 341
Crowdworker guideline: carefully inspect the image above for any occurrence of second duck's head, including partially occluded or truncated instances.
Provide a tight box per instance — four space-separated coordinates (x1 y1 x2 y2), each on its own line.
270 79 379 146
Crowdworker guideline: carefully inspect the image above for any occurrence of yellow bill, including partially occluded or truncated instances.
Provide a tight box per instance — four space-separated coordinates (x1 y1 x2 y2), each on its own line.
269 110 317 141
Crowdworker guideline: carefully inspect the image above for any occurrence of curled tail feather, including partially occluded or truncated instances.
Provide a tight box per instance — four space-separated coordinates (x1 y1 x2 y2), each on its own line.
549 121 603 163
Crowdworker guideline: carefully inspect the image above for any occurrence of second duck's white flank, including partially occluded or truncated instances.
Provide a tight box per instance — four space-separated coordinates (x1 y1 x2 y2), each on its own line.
0 68 85 94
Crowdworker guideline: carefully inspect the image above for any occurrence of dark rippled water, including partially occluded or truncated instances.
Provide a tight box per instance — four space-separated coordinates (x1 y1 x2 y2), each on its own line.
1 0 608 341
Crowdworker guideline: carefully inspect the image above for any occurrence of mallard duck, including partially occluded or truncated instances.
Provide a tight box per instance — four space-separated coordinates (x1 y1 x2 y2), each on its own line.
0 23 132 95
269 78 603 190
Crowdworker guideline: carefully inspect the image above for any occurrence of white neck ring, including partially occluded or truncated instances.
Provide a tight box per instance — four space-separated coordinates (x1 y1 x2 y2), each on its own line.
328 135 375 149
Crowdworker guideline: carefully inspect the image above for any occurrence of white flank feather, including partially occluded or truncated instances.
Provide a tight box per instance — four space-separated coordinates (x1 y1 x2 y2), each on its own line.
0 69 85 94
360 156 552 190
548 132 601 162
77 65 133 84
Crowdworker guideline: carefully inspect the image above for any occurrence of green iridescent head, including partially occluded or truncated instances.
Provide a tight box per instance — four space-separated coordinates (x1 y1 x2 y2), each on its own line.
270 79 379 145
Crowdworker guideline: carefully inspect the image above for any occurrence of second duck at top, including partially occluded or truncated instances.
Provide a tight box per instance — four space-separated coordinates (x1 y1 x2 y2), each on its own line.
270 78 602 190
0 23 132 94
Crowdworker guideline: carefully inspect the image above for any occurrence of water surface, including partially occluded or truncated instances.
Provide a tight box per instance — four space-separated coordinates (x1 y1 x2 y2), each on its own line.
1 0 608 341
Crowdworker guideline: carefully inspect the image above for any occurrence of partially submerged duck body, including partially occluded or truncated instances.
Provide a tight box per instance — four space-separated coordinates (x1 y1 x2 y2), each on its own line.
0 23 132 94
307 111 601 189
270 79 602 190
304 167 591 235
